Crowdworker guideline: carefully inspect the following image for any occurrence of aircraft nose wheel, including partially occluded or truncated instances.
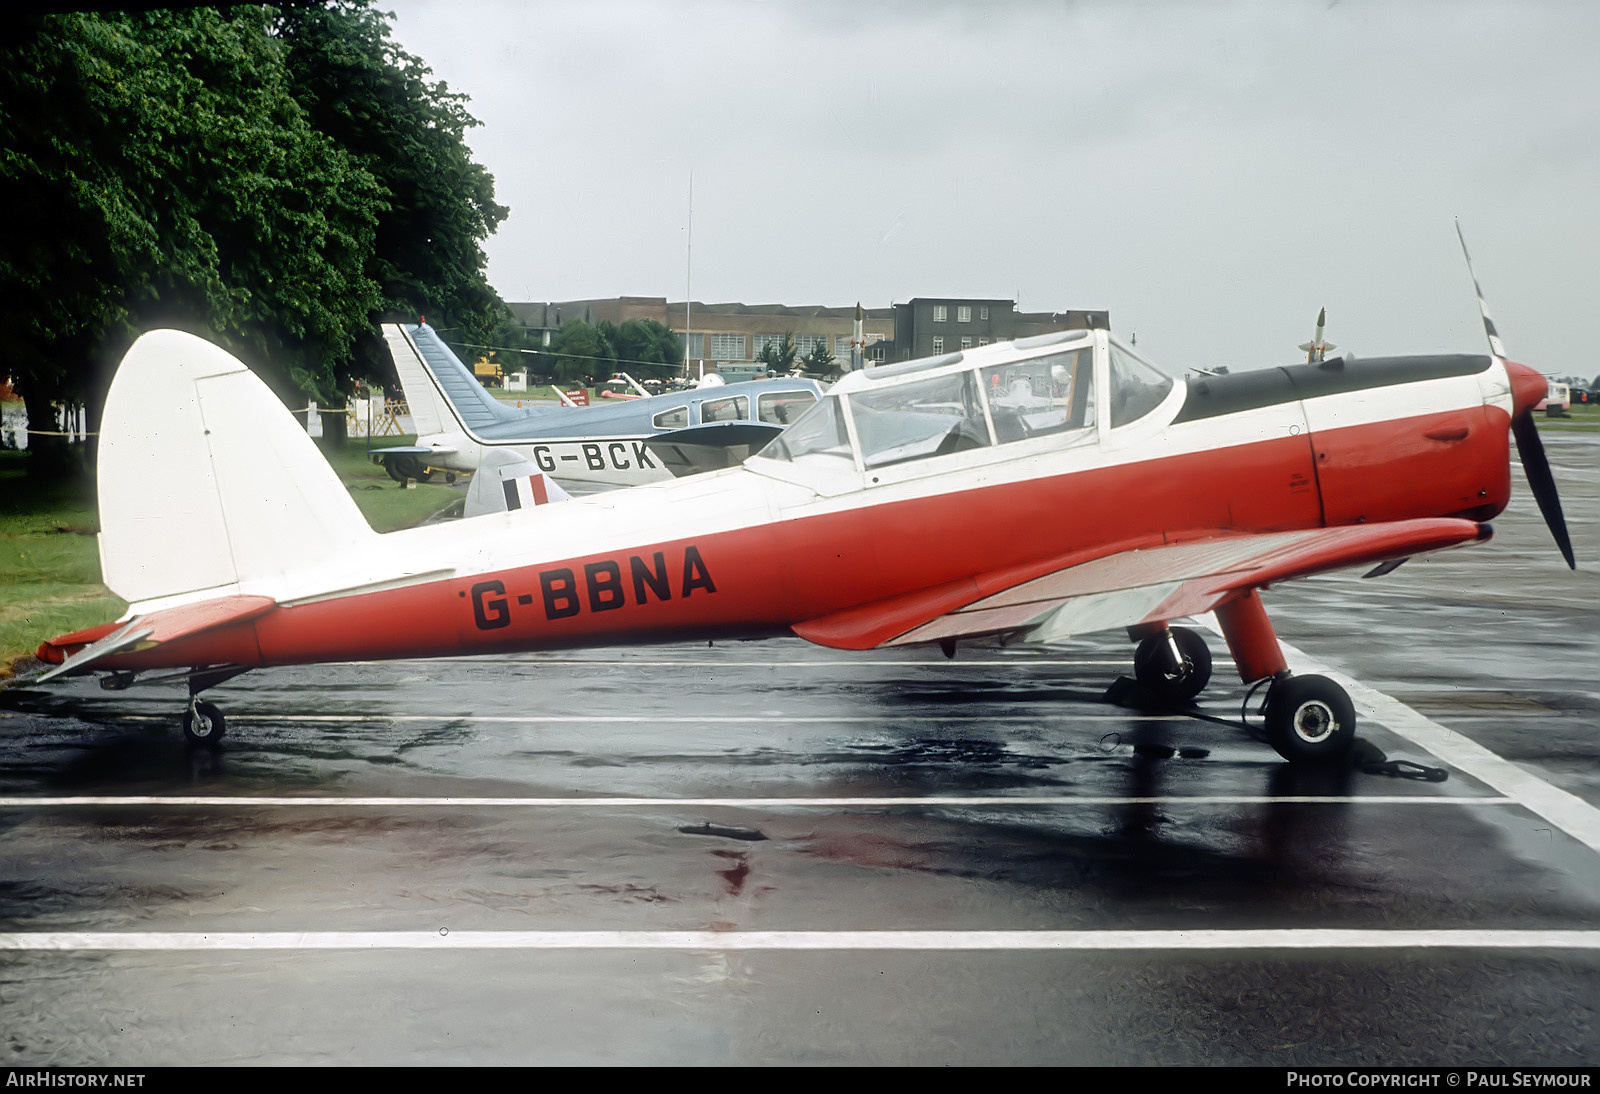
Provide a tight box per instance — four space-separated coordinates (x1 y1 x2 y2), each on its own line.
183 699 226 747
1264 674 1355 765
1133 626 1213 704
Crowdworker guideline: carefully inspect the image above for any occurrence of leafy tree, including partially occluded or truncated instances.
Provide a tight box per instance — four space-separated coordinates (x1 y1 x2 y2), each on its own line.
757 332 798 376
1 7 386 468
487 315 546 380
272 0 509 386
0 3 508 473
802 340 839 379
609 319 684 381
547 320 606 386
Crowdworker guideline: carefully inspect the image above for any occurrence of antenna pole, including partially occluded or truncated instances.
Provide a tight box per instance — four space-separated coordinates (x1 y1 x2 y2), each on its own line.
686 173 695 379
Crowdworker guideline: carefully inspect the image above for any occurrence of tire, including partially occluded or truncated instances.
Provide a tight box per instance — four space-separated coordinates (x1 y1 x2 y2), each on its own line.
183 700 226 746
382 455 409 484
1133 626 1213 704
1265 674 1356 765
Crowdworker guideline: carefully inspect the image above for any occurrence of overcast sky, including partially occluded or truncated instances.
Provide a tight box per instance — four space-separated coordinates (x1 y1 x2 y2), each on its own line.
384 0 1600 376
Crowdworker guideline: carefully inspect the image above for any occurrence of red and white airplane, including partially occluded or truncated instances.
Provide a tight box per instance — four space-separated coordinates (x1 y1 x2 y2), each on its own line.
29 255 1573 765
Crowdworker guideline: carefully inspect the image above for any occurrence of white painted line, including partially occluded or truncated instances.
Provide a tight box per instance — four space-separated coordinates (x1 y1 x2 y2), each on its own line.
1195 615 1600 856
115 713 1193 725
0 794 1515 809
373 658 1131 668
2 929 1596 952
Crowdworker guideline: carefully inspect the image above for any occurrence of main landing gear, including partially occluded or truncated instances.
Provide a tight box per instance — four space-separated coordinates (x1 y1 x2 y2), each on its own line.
183 698 225 745
1131 591 1359 766
1133 625 1213 704
174 666 248 747
380 453 456 485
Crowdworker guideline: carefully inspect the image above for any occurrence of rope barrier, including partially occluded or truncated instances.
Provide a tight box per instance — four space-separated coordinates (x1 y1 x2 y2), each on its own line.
6 404 408 438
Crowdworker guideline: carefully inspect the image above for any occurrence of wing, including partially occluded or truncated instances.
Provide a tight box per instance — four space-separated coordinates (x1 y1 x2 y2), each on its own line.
644 422 784 477
792 518 1490 650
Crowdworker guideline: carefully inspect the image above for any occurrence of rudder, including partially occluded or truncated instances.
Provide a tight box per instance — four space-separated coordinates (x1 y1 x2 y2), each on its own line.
97 330 375 607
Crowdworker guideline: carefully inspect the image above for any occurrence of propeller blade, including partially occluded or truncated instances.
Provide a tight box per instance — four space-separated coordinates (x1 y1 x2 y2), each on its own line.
1511 409 1576 569
1456 220 1508 358
1456 223 1573 568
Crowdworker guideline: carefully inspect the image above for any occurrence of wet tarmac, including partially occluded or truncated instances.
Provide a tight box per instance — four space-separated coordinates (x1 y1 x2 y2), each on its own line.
0 436 1596 1066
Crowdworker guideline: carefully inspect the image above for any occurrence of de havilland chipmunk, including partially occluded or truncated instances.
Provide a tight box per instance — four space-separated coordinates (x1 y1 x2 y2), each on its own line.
27 240 1575 766
371 322 823 488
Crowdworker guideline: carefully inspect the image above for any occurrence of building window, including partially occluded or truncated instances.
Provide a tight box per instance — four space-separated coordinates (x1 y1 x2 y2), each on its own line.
679 332 704 361
979 338 990 346
932 336 944 354
960 337 972 349
957 306 971 323
932 305 947 322
795 334 828 357
871 344 887 362
835 335 852 358
979 306 989 320
711 333 746 360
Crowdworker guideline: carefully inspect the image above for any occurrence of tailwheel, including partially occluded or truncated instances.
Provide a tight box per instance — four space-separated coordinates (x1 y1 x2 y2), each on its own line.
183 699 226 747
1264 674 1355 765
1133 626 1213 704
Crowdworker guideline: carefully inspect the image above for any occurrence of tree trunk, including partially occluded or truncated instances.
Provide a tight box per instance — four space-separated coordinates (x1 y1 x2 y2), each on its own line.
22 390 74 476
322 401 348 446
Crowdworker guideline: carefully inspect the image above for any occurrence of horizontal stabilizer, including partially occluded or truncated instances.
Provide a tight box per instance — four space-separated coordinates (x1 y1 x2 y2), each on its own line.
36 595 276 680
371 445 457 457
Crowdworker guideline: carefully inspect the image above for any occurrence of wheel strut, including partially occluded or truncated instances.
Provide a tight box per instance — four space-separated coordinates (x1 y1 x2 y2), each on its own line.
1132 625 1213 704
182 697 226 747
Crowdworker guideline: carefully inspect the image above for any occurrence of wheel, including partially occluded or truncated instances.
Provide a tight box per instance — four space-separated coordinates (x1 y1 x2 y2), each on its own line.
382 454 410 484
1264 674 1355 765
183 700 226 746
1133 626 1213 704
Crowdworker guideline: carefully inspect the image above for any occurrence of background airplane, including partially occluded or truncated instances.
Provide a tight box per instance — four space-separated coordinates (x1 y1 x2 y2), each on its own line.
372 323 823 488
29 248 1572 768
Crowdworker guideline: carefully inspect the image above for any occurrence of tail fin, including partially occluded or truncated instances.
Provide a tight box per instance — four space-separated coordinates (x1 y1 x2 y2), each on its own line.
382 323 521 437
97 330 375 607
463 448 572 517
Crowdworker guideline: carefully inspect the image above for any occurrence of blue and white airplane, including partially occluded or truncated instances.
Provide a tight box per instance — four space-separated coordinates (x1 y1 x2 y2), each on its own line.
373 323 824 489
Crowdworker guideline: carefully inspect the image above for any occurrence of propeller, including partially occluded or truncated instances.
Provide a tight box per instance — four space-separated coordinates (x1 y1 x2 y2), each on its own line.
1456 221 1575 569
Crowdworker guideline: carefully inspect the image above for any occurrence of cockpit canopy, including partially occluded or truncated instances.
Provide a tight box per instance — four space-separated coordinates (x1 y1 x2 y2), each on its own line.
759 330 1180 472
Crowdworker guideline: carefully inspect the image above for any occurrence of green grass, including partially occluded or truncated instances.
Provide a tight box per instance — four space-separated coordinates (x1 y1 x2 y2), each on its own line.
0 439 463 674
1537 401 1600 431
0 451 124 671
319 436 464 531
490 384 567 404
